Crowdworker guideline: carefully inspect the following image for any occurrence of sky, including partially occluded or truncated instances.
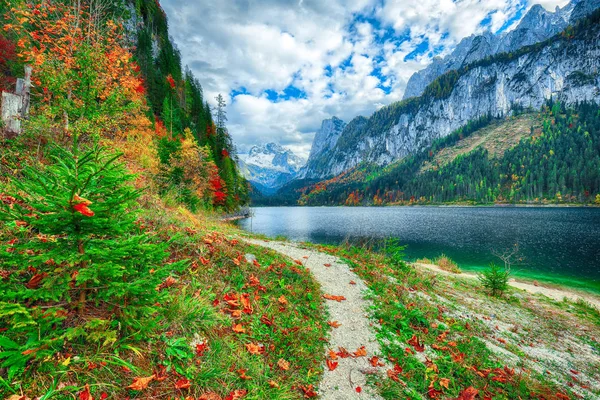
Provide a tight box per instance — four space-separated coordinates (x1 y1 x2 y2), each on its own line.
162 0 570 159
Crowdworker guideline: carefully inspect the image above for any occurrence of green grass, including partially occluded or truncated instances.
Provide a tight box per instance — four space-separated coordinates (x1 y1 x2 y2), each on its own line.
1 208 329 399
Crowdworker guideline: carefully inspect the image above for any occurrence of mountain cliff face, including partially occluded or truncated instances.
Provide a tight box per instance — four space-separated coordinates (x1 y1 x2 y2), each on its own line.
239 143 305 193
297 117 346 179
401 0 596 100
301 13 600 179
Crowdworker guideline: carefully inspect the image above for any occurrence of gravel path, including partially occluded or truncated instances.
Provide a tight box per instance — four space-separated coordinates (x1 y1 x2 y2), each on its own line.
245 239 385 400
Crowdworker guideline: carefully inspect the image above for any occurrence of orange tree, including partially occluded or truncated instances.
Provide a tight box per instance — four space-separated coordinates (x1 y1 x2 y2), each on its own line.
4 1 145 143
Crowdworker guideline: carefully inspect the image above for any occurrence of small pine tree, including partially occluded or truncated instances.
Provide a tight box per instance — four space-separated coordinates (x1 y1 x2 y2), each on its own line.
478 263 510 296
0 145 185 377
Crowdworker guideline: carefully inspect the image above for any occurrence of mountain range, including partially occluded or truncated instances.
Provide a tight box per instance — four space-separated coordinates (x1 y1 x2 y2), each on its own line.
295 0 600 182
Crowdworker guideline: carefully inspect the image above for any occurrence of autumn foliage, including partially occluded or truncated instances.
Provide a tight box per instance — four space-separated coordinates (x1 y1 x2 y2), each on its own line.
5 1 146 142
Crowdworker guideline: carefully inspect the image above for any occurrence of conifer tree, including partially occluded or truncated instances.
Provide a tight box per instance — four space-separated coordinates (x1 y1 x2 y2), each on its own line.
0 145 186 376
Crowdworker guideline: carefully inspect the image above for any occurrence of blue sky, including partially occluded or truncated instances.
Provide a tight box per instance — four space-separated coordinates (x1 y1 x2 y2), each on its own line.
162 0 569 158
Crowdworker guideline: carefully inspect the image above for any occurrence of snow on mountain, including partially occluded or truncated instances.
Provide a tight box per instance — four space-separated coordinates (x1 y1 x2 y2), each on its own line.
239 143 306 193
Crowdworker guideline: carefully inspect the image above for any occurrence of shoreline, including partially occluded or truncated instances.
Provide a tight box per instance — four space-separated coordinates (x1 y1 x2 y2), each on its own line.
413 262 600 309
250 203 600 208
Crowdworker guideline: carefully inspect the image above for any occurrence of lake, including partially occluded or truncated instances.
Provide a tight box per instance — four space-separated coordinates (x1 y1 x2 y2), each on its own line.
236 206 600 292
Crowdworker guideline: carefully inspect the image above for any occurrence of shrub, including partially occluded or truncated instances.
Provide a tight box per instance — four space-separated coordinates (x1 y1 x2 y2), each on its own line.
478 263 510 296
383 238 408 270
435 254 461 273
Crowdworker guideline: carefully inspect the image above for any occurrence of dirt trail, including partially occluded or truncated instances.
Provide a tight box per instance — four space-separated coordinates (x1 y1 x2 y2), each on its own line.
413 262 600 309
246 239 384 400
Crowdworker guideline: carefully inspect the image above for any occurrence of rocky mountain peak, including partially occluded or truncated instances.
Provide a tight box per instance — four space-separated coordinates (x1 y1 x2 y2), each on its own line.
239 143 305 193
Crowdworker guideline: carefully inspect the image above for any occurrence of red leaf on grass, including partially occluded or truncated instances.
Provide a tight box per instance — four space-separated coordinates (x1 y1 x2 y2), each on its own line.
260 314 274 326
299 384 318 398
237 369 251 380
240 293 253 314
127 375 155 390
196 342 208 357
456 386 479 400
175 378 191 389
79 384 92 400
277 358 290 370
245 343 264 355
407 334 425 352
224 389 248 400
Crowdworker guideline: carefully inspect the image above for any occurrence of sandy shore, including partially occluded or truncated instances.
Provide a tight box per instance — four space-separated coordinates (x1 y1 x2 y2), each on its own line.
413 262 600 309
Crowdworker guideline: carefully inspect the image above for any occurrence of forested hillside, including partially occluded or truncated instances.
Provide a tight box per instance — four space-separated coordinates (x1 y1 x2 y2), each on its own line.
0 2 332 399
284 101 600 206
1 0 248 211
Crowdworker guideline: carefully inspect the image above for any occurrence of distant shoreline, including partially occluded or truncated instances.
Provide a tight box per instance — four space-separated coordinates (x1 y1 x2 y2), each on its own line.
249 203 600 208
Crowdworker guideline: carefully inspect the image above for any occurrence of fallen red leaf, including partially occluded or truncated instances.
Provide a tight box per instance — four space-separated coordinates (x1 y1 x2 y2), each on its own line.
456 386 479 400
353 346 367 357
369 356 384 367
324 263 332 267
232 324 246 333
260 314 274 326
245 343 264 355
196 342 208 357
240 293 253 314
277 358 290 371
237 369 251 380
356 386 362 393
127 375 155 390
175 378 191 389
79 384 92 400
387 364 404 383
224 389 248 400
407 334 425 352
224 293 239 307
327 321 341 328
25 273 47 289
349 280 356 285
326 359 338 371
427 385 443 399
336 347 351 358
323 294 346 302
299 384 318 398
439 378 450 389
278 295 288 305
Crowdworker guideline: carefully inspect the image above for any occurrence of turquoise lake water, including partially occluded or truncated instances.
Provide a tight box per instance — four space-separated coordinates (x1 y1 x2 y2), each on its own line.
236 206 600 292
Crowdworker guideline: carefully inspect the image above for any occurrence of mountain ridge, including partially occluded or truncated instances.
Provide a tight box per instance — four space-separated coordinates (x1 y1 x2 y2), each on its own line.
297 6 600 180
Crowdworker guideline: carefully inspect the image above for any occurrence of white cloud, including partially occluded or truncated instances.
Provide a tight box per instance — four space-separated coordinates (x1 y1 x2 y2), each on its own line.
161 0 546 158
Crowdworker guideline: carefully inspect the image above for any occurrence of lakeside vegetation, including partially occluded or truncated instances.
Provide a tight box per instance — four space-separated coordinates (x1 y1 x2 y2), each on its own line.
294 240 600 399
